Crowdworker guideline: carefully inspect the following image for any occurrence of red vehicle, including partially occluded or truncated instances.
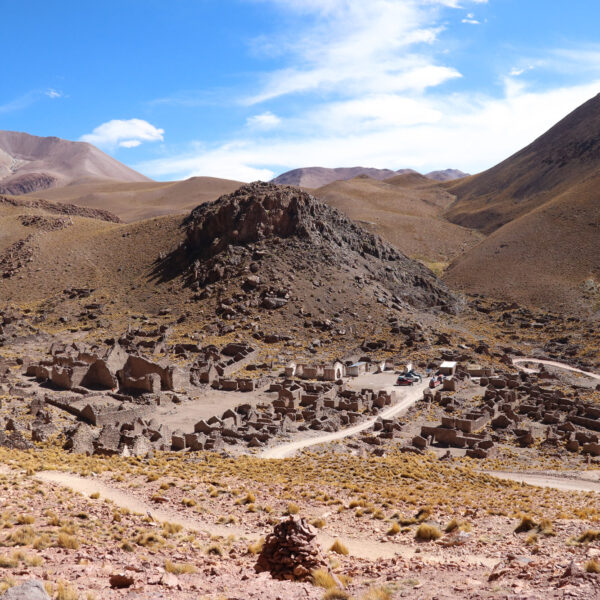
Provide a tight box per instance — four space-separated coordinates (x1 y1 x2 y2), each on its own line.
429 375 444 388
396 373 420 386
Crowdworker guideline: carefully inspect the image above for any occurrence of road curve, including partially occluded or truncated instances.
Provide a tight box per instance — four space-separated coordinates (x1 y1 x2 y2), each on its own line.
261 381 428 459
513 357 600 381
488 471 600 493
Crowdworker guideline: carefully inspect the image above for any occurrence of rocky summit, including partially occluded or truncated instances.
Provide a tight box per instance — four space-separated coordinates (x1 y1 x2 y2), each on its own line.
184 181 460 313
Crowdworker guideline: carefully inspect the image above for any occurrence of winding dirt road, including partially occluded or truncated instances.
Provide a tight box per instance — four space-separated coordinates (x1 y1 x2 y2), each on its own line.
34 470 494 564
488 471 600 493
261 381 429 459
513 357 600 381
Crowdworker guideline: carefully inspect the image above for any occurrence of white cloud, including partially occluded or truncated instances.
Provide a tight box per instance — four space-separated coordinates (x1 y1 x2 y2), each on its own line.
246 111 282 129
80 119 164 149
45 89 63 99
245 0 462 104
137 81 600 182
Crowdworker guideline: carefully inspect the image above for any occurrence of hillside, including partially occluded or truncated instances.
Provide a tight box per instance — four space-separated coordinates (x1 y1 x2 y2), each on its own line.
444 93 600 315
27 176 244 222
0 130 150 195
445 93 600 234
313 176 482 265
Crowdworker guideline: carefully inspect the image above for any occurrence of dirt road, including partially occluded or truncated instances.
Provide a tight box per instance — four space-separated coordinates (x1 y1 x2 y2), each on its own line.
261 381 428 459
513 358 600 381
488 471 600 493
34 470 494 565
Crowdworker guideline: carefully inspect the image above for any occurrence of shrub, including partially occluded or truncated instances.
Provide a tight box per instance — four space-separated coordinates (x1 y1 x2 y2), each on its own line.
322 589 350 600
329 539 349 555
57 533 80 550
312 568 337 589
578 530 600 543
165 560 196 574
515 515 537 533
585 559 600 573
415 523 442 541
247 538 264 555
386 522 401 536
286 503 300 515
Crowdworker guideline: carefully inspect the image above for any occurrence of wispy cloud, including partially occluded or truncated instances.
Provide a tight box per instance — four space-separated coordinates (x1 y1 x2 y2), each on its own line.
246 111 282 129
245 0 462 104
81 119 164 149
462 13 480 24
0 88 65 114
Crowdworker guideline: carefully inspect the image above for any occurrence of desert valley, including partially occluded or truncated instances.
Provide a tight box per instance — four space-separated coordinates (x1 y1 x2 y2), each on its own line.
0 86 598 600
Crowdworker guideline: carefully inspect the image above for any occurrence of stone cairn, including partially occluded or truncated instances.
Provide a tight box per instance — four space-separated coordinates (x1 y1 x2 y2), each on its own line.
255 516 325 580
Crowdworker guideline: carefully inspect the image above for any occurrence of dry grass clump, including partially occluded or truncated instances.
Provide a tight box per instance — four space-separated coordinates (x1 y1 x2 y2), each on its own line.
386 522 401 536
312 518 327 529
181 497 196 507
165 559 197 574
247 537 265 555
16 514 35 525
161 522 182 536
135 530 165 547
56 580 78 600
577 530 600 543
585 559 600 573
312 568 338 589
514 515 537 533
329 539 349 555
415 523 442 541
286 503 300 515
322 589 350 600
6 526 36 546
361 587 393 600
57 532 80 550
444 518 471 533
206 543 223 556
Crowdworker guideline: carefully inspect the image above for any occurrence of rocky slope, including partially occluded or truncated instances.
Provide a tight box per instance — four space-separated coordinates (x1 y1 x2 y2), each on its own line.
0 130 150 195
444 93 600 315
183 182 461 314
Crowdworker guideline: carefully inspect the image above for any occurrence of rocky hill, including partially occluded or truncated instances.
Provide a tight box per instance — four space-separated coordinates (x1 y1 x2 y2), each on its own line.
0 130 150 195
183 182 461 314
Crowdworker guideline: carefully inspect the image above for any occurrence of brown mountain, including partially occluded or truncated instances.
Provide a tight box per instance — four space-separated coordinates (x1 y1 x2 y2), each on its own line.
444 93 600 315
0 130 150 195
313 175 482 266
271 167 416 188
425 169 469 182
445 93 600 234
27 176 244 222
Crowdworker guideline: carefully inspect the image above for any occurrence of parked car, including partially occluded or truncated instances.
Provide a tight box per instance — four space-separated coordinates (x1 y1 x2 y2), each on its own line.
429 375 444 388
396 373 421 386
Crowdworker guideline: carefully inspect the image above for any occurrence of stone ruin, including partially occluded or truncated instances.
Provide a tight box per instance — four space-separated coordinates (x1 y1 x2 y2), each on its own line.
173 382 397 452
255 516 325 581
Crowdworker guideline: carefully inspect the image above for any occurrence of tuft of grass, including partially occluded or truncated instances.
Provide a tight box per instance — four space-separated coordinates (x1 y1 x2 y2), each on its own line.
415 523 442 541
56 580 78 600
16 514 35 525
182 497 196 507
286 503 300 515
361 587 393 600
312 518 327 529
585 559 600 574
329 539 349 555
386 522 401 536
57 533 80 550
247 538 264 555
135 531 165 547
165 560 197 575
538 519 555 537
322 589 350 600
162 522 183 536
312 568 338 589
515 515 537 534
89 492 100 500
206 543 223 556
578 530 600 543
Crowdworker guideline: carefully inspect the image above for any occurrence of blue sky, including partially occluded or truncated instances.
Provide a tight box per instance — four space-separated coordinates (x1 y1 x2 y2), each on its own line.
3 0 600 181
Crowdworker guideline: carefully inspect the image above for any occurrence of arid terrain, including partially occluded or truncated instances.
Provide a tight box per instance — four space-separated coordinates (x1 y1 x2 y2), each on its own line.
0 95 599 600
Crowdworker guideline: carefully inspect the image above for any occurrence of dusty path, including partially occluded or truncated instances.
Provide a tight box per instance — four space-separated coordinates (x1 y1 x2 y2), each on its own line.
261 382 428 459
513 357 600 381
34 470 494 565
489 471 600 493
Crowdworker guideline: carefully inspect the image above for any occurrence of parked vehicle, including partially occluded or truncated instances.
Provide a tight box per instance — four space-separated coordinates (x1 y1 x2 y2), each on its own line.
429 375 444 388
396 372 421 386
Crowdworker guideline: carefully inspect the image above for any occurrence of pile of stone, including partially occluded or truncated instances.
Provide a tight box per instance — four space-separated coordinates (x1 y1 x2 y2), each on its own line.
255 516 325 581
188 342 257 386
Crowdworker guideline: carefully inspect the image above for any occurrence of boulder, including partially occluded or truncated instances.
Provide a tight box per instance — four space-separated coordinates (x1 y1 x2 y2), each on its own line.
1 580 50 599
